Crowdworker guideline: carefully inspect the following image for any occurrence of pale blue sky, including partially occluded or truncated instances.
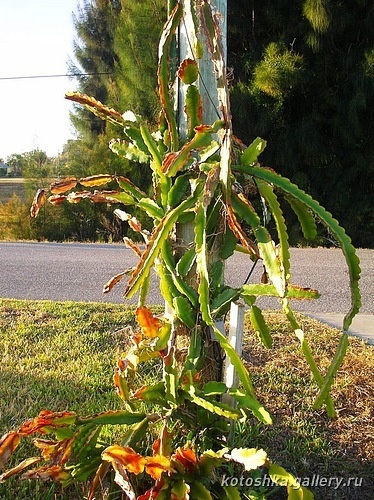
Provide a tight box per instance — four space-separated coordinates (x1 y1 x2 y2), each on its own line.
0 0 79 160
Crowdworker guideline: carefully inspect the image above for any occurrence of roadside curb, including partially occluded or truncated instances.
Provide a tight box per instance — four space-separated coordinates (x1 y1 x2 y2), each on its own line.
308 313 374 346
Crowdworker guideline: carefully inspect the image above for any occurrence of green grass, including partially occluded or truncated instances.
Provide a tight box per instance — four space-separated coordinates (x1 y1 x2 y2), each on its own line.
0 299 164 499
239 312 374 499
0 299 373 499
0 178 26 204
0 300 132 428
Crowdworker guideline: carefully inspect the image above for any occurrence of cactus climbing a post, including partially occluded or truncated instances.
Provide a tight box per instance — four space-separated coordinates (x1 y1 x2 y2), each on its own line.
3 2 361 498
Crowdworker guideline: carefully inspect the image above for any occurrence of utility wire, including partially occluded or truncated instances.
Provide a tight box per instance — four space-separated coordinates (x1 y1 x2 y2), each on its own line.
0 72 112 81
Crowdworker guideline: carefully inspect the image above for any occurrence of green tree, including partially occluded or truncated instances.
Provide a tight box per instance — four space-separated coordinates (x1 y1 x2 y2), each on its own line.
10 150 57 204
65 0 161 240
113 0 166 122
228 0 374 247
69 0 121 139
5 154 24 177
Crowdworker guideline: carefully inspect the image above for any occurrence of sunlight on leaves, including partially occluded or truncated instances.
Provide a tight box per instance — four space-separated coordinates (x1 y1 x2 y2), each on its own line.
229 447 268 471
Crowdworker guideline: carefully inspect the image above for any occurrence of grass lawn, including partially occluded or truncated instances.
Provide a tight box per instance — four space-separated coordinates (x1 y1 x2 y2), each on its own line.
0 298 373 499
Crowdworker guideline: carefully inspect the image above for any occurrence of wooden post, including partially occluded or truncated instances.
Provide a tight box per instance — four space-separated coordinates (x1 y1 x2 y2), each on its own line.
176 0 244 347
176 3 246 400
199 0 227 125
174 0 226 268
177 0 227 128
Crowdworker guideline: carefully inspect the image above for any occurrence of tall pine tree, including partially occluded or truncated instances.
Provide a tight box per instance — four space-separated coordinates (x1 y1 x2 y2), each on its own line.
228 0 374 247
65 0 164 239
113 0 166 122
68 0 163 175
69 0 121 140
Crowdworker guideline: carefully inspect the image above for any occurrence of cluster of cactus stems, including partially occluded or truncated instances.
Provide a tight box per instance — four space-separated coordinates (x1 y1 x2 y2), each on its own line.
0 2 361 498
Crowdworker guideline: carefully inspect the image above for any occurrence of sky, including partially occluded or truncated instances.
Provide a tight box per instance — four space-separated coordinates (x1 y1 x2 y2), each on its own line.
0 0 80 161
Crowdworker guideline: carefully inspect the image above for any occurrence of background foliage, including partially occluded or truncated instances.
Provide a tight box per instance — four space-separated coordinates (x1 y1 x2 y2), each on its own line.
1 0 372 247
228 0 374 247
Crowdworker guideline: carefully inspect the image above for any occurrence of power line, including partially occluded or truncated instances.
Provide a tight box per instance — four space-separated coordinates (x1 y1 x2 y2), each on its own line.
0 72 112 81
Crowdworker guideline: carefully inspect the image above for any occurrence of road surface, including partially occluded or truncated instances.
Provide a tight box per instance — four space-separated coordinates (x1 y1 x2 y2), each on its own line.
0 242 372 317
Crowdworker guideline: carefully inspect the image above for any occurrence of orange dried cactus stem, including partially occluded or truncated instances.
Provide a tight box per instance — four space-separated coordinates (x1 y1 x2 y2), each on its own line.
79 174 114 187
21 464 71 483
102 271 127 294
173 447 197 473
135 306 163 338
50 177 78 195
145 455 173 480
102 445 147 475
17 410 77 436
65 91 126 127
30 188 47 217
0 432 20 469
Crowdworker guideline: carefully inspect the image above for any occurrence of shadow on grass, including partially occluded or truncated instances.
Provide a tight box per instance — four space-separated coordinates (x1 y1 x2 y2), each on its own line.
1 368 121 433
239 313 374 499
0 368 125 500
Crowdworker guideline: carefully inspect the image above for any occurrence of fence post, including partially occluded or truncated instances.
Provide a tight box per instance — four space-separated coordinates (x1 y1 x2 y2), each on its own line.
222 301 245 402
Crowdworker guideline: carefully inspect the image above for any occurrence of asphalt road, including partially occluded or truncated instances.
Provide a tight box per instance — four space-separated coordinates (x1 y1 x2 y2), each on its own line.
0 242 372 315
